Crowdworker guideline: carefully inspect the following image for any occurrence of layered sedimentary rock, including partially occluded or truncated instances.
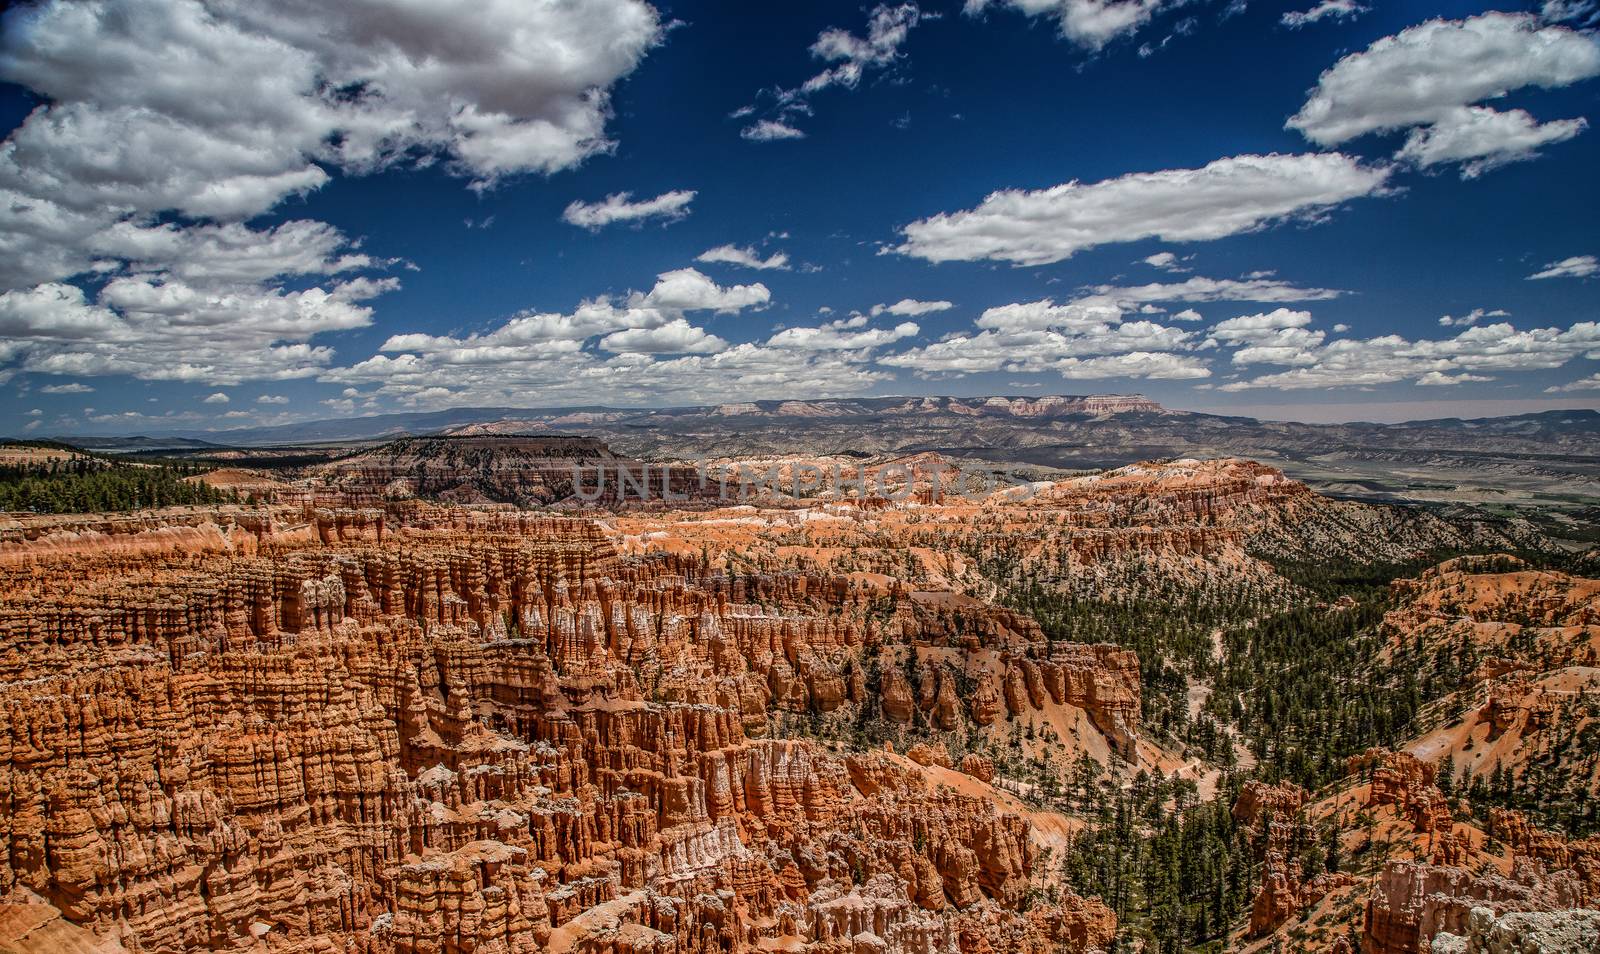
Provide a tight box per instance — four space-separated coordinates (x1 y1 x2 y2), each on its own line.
0 507 299 565
882 633 1141 759
1485 810 1600 900
1233 780 1307 832
0 508 1116 953
2 457 1552 954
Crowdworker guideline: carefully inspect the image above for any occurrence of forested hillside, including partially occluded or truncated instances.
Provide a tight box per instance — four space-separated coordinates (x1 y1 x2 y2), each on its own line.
0 442 234 513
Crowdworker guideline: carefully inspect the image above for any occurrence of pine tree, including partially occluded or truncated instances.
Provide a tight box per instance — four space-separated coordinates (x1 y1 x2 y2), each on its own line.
1437 754 1456 796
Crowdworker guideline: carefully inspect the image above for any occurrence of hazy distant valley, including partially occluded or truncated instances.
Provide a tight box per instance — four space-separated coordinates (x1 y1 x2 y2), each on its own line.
61 395 1600 530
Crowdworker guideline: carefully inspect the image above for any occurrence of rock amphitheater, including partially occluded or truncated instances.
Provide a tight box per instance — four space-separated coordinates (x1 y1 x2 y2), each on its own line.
0 454 1593 953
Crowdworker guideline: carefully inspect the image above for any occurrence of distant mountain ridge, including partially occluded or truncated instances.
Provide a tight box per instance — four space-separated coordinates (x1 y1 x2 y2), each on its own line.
691 394 1165 418
53 393 1169 446
27 397 1600 512
32 396 1600 450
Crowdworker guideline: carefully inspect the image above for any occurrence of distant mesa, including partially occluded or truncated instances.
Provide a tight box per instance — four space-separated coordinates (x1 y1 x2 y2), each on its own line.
310 433 704 508
348 434 620 460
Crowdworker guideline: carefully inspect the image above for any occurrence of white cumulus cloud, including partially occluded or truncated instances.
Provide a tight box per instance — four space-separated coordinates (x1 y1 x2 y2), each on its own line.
329 264 905 408
740 120 807 142
1141 251 1192 272
1281 0 1367 29
1546 372 1600 392
1543 1 1600 26
894 153 1389 266
806 3 927 94
881 294 1205 380
870 298 954 317
1528 255 1598 280
1417 371 1495 386
562 190 696 230
696 245 791 270
0 0 664 286
965 0 1172 51
1087 276 1345 305
1438 307 1509 327
1217 318 1600 390
1288 13 1600 175
766 320 920 351
0 0 666 391
1394 106 1587 178
375 268 765 362
599 320 729 355
738 4 928 141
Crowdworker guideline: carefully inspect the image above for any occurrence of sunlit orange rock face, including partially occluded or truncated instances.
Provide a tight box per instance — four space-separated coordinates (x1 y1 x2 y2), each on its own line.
1356 751 1455 836
0 506 1117 953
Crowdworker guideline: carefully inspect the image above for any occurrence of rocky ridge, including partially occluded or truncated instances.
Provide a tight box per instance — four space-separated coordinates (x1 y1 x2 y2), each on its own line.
1385 555 1600 818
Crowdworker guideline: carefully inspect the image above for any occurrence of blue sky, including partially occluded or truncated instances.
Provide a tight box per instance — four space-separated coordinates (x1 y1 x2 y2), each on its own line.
1 0 1598 434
